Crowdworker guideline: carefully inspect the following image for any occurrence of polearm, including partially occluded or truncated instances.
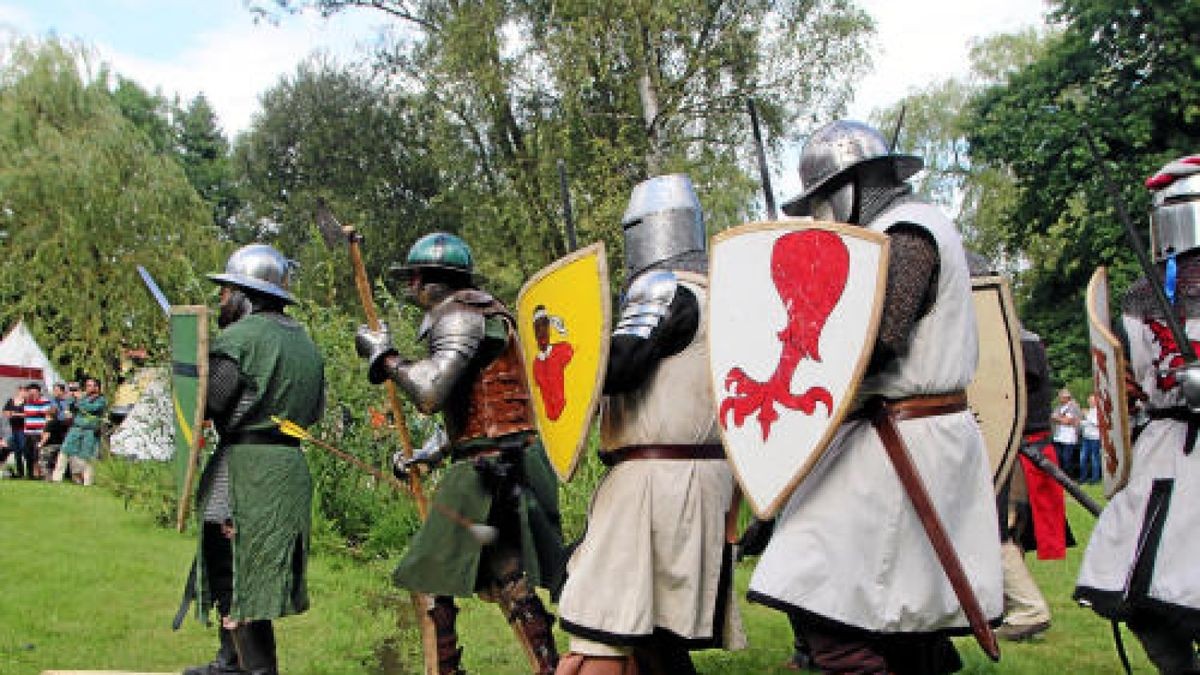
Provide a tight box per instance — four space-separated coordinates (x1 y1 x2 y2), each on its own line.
1019 443 1103 518
1084 131 1196 364
314 199 440 675
747 98 777 220
558 159 577 250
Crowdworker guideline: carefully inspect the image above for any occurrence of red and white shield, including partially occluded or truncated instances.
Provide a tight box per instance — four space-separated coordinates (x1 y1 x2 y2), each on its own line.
709 221 888 519
1087 267 1132 497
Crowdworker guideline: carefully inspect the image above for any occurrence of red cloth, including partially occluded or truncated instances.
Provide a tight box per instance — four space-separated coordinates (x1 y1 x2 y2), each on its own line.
1018 441 1067 560
532 341 573 420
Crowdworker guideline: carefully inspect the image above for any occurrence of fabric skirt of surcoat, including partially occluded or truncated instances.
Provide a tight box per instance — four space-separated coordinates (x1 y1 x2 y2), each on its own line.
557 458 744 647
1075 419 1200 622
748 412 1003 635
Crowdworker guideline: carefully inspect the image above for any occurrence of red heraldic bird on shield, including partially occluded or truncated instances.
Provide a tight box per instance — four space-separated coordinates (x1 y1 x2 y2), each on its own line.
720 229 849 440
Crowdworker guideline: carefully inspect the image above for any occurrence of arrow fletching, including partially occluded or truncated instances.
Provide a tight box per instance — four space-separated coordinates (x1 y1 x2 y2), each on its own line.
272 415 310 441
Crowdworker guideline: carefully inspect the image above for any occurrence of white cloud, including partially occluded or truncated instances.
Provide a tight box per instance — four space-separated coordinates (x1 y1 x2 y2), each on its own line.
848 0 1051 119
99 9 384 137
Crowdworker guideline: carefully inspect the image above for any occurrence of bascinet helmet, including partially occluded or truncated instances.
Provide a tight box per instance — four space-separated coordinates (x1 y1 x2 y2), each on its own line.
1147 155 1200 262
207 243 296 303
781 119 923 218
622 174 706 276
389 232 475 283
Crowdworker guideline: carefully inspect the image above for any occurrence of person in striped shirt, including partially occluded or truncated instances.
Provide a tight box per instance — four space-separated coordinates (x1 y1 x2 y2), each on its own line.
21 383 52 479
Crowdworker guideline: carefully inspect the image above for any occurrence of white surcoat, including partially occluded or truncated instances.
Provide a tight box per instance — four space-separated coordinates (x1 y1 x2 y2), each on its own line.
1075 309 1200 617
557 272 744 649
747 202 1004 634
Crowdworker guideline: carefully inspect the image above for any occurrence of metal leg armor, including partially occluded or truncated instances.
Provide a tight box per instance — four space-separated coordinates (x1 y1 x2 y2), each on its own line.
430 595 467 675
496 571 559 675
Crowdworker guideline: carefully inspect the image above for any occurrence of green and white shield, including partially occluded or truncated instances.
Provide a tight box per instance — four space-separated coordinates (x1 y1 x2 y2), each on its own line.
170 305 209 532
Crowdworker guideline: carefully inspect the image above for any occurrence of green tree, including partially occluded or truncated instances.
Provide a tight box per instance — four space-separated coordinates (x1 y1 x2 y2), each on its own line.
966 0 1199 383
250 0 874 295
110 76 175 155
232 56 449 304
0 38 224 382
176 94 243 239
869 28 1053 273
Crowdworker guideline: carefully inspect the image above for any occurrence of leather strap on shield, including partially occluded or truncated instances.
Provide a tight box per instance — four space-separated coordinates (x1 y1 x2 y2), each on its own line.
866 397 1000 661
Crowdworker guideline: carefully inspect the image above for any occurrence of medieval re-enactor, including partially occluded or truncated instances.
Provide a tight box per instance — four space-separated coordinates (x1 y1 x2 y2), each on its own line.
181 244 326 675
1075 155 1200 674
356 232 565 675
555 175 744 675
746 120 1003 674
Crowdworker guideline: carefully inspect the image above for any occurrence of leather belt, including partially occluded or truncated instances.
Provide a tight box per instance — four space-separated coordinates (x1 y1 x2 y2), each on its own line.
600 443 725 467
222 430 301 448
879 391 968 421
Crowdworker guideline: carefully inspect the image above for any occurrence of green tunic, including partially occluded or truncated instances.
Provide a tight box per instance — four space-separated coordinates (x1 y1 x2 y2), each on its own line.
61 394 106 460
392 435 566 599
191 313 325 622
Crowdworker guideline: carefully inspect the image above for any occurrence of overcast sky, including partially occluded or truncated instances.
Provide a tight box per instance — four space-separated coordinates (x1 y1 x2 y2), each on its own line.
0 0 1050 195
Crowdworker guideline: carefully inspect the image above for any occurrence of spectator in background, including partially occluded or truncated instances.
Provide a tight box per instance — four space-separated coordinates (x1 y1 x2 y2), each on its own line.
38 399 69 480
3 384 28 477
0 406 10 478
1080 394 1102 484
22 383 52 479
1051 388 1082 480
49 383 71 420
53 377 105 486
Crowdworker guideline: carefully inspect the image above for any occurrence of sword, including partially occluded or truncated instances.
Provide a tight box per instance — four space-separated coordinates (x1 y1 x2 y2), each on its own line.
747 98 777 221
869 399 1001 661
137 265 171 316
1019 442 1103 518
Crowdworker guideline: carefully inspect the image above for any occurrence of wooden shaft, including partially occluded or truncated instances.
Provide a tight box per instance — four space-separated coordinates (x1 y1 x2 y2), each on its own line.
345 229 429 518
871 401 1000 661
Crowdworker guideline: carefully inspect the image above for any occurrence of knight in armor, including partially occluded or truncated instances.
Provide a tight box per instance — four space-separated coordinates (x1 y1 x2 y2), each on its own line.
181 244 326 675
555 175 744 675
746 120 1003 674
355 232 565 675
1075 154 1200 674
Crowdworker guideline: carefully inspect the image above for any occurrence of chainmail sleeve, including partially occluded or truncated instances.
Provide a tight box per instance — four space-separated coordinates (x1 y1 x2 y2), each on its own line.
206 355 243 436
868 224 939 372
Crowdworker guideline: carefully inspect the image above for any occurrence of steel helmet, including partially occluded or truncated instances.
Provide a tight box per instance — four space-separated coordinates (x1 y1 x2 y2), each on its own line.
621 174 706 276
207 243 296 303
1147 155 1200 262
781 120 923 217
390 232 475 281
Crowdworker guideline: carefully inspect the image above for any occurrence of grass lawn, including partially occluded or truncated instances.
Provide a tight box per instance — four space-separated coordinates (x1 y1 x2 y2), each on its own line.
0 475 1156 674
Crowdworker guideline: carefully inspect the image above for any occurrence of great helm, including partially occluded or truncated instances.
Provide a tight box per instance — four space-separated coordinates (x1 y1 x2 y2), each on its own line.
621 174 705 276
781 120 923 217
389 232 475 282
1147 155 1200 262
207 244 296 303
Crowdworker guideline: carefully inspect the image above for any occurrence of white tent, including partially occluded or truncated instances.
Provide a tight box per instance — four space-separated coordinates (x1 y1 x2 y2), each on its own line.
0 321 63 401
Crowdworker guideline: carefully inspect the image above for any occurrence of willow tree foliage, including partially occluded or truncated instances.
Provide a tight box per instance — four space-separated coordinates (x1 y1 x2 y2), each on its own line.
251 0 874 295
966 0 1200 383
0 38 224 382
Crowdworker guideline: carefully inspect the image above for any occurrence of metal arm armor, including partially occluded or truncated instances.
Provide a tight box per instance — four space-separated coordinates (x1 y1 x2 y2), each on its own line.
614 269 678 338
389 307 486 414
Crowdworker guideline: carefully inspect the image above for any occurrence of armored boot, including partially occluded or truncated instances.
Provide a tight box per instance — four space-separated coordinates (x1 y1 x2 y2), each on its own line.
430 596 466 675
231 620 278 675
182 627 244 675
497 573 558 675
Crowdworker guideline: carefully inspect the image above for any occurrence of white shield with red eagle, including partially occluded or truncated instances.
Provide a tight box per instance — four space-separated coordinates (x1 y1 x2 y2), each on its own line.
1087 266 1132 497
709 221 889 519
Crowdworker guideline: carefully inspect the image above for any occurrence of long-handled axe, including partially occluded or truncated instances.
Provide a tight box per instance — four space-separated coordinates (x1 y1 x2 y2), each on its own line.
313 198 441 674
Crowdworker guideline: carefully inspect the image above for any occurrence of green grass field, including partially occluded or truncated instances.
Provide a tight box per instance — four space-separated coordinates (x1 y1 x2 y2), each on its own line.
0 476 1155 674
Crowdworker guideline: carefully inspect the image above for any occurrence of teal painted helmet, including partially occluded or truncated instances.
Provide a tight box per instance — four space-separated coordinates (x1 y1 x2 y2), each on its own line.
390 232 474 282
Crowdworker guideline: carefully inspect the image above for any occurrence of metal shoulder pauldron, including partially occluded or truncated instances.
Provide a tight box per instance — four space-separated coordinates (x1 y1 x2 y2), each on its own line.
614 269 677 338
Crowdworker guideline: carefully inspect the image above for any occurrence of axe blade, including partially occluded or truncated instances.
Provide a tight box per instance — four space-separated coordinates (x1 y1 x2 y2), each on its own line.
314 197 349 249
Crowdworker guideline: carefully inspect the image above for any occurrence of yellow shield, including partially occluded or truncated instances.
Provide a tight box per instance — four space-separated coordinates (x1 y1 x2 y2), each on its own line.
516 243 611 482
